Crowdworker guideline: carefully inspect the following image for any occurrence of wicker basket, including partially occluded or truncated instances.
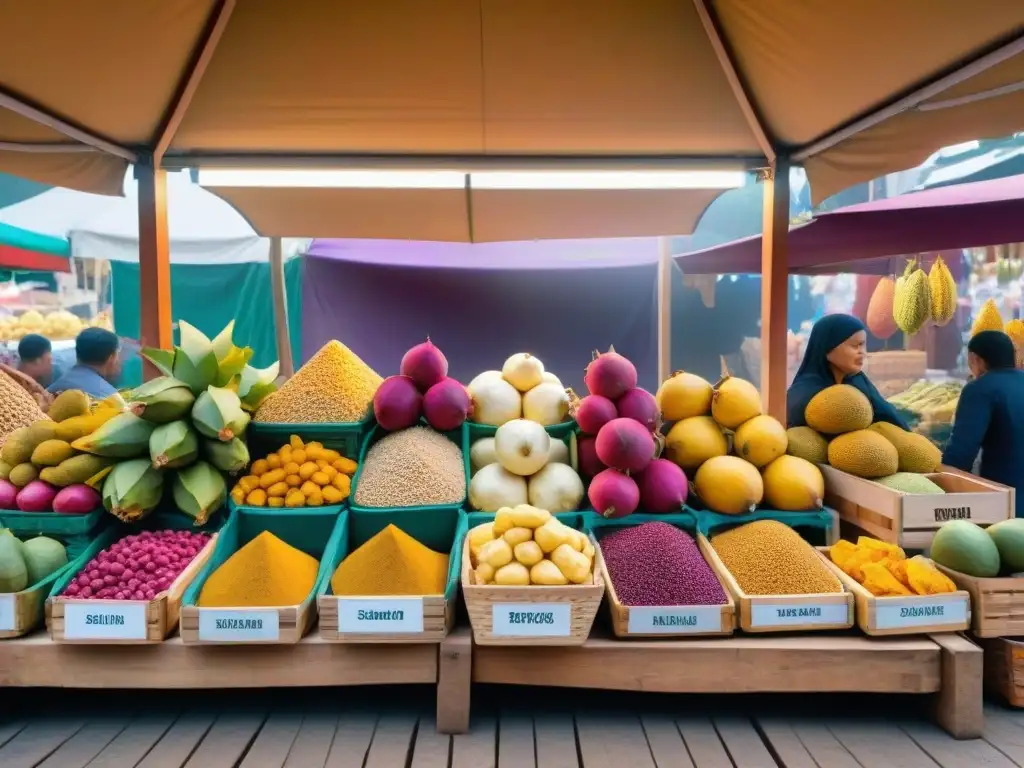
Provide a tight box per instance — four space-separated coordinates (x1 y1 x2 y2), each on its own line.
461 537 604 646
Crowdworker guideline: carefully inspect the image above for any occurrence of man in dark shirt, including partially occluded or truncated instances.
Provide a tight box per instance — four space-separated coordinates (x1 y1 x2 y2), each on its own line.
47 328 122 399
17 333 55 387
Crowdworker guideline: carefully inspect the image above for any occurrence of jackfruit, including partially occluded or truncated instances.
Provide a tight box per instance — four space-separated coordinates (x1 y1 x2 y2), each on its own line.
804 384 872 435
8 463 38 488
972 298 1004 337
1006 319 1024 368
54 409 119 443
1 424 44 466
30 439 75 467
893 260 930 336
0 461 10 480
47 389 90 422
868 422 941 473
786 426 829 465
875 472 945 495
39 454 115 487
928 256 957 326
827 430 898 478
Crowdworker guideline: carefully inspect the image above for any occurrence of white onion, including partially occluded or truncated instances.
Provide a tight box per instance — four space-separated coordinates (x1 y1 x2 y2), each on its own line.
541 371 563 387
522 382 570 426
547 439 569 465
468 375 521 425
494 418 551 476
468 370 503 390
470 437 498 475
528 463 584 513
469 463 529 511
502 353 545 392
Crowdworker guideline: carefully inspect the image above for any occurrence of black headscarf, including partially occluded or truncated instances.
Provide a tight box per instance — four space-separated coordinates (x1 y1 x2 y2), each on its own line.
968 330 1016 371
787 313 909 430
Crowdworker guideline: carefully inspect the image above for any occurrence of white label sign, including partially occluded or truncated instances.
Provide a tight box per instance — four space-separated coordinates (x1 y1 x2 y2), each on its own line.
0 594 14 631
337 597 424 634
750 602 849 629
492 603 570 637
627 605 722 635
198 609 280 642
873 596 968 630
63 601 147 640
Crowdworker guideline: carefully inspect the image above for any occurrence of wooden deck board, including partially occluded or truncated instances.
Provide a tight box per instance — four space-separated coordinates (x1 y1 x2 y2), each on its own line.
450 714 495 768
497 712 535 768
677 718 732 768
37 715 131 768
533 713 578 768
641 714 694 768
363 713 417 768
86 713 177 768
135 712 216 768
825 722 939 768
183 711 269 768
714 717 778 768
751 720 817 768
410 715 451 768
323 712 376 768
283 711 339 768
0 717 87 768
784 722 862 768
237 711 302 768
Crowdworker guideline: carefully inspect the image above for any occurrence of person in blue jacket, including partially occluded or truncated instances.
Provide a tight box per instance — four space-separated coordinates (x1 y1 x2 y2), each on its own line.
787 313 909 430
943 330 1024 517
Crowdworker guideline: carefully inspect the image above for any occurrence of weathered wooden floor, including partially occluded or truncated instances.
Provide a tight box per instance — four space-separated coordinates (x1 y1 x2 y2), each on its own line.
1 687 1023 767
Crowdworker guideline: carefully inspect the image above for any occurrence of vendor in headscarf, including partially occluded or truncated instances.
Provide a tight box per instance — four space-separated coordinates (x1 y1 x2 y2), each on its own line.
943 330 1024 517
787 313 909 430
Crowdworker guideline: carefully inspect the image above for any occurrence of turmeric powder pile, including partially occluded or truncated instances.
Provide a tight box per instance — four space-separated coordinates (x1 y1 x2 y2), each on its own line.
711 520 841 596
830 537 957 597
198 531 319 607
331 524 448 596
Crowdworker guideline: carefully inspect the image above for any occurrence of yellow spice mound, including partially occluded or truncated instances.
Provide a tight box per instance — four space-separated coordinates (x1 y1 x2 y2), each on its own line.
331 524 448 596
198 531 319 608
255 341 382 424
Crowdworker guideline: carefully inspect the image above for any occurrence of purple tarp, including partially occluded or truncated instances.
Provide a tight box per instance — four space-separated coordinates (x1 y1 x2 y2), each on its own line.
302 238 661 392
675 173 1024 275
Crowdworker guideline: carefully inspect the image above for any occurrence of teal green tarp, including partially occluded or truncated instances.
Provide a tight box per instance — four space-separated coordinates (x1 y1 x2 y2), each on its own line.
111 259 303 388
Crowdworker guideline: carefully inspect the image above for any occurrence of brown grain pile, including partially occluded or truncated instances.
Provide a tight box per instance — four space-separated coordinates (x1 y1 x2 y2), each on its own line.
255 341 382 424
0 369 46 445
354 426 466 508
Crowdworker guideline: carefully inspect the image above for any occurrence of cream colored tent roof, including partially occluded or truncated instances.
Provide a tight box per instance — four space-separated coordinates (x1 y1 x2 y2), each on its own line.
0 0 1021 240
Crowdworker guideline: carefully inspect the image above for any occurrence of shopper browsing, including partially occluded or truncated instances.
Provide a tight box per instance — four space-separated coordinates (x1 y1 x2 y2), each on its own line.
47 328 122 399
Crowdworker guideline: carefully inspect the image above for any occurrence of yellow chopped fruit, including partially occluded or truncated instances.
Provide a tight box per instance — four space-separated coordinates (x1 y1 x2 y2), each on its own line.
246 489 267 507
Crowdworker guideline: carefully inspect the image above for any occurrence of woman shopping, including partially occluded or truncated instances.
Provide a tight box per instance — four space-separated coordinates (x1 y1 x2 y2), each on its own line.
787 313 909 430
943 330 1024 517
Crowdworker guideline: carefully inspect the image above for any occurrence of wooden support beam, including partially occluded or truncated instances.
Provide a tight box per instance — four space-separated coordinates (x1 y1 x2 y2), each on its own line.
760 158 790 422
153 0 236 163
691 0 775 163
268 237 295 378
136 161 172 379
657 237 673 384
0 89 136 161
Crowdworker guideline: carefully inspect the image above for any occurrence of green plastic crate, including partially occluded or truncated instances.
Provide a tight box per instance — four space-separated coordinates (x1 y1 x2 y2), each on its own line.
248 415 372 460
0 507 109 540
582 510 697 537
227 499 344 519
349 421 469 515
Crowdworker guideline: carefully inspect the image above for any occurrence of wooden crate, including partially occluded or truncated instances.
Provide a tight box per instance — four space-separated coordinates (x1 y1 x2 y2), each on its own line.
978 636 1024 707
0 579 52 639
933 566 1024 638
461 537 604 646
818 547 970 636
47 534 217 644
318 593 453 643
179 597 315 645
821 465 1012 550
702 534 853 633
599 535 735 638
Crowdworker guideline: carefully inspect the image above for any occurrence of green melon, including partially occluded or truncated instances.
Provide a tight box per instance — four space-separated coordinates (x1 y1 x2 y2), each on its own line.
0 532 27 592
987 519 1024 574
930 520 1000 577
20 536 67 586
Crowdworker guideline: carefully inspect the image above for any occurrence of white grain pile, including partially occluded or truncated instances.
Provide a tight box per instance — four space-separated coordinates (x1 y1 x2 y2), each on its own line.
354 426 466 507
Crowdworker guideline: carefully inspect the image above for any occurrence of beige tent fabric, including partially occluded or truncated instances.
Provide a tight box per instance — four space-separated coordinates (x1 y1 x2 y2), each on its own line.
0 0 1021 211
206 185 721 241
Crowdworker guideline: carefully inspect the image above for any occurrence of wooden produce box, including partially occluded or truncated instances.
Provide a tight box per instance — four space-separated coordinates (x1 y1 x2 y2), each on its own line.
1 576 62 640
821 465 1012 550
461 537 604 646
978 637 1024 707
702 535 853 633
818 547 970 636
598 534 735 638
48 534 217 644
933 567 1024 638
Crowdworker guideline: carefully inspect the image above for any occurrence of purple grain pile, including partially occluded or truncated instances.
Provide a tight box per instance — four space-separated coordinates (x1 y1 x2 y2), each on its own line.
601 521 726 606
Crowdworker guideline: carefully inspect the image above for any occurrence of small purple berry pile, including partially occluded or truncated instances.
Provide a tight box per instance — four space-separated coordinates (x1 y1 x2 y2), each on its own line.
61 530 212 601
601 521 726 607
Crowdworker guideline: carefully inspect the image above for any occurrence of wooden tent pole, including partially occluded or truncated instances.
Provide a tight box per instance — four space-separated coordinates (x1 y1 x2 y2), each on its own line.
761 158 790 422
657 237 673 384
136 159 172 380
269 237 295 379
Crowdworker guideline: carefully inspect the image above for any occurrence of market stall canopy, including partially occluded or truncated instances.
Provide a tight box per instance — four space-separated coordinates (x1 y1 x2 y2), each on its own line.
0 1 1021 239
675 174 1024 276
0 170 306 264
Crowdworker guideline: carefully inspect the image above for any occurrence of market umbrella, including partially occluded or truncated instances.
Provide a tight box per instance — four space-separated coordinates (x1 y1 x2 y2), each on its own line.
0 3 1019 240
674 174 1024 275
